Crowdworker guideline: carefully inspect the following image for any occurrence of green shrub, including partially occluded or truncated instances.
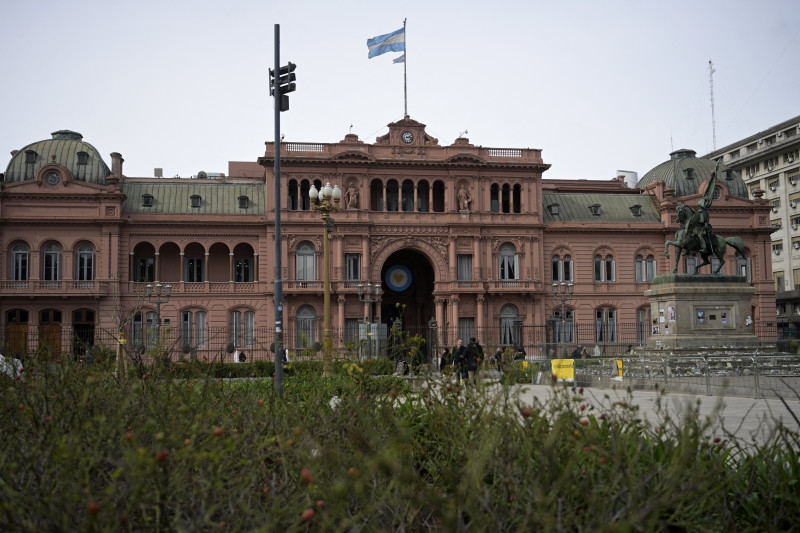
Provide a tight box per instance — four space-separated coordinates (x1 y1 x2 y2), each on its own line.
0 358 798 530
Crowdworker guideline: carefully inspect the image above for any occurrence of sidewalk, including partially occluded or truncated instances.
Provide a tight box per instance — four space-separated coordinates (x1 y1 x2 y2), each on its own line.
513 381 800 447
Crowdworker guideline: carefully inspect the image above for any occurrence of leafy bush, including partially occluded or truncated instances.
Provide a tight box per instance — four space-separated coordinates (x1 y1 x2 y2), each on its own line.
1 357 798 530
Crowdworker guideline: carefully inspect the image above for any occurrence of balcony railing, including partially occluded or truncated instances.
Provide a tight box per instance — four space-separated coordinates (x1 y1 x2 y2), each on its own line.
0 280 110 296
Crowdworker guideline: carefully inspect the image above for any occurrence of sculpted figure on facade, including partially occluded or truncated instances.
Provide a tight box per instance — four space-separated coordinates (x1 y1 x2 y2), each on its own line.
345 184 359 210
457 184 472 211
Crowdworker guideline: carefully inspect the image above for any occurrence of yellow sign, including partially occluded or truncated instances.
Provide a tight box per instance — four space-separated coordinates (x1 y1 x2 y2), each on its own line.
552 359 575 382
118 332 126 345
616 359 623 377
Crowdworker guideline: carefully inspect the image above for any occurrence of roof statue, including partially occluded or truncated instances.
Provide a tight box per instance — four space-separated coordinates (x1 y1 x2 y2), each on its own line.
664 160 747 275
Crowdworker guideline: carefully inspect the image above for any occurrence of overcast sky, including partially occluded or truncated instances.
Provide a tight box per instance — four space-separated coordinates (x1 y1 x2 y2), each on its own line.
2 0 798 181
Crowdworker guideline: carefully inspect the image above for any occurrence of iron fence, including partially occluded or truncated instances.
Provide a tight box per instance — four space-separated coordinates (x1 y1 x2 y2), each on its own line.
1 320 795 365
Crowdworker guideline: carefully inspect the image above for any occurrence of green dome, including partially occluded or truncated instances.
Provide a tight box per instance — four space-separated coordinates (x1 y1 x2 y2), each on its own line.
4 130 111 184
636 148 748 199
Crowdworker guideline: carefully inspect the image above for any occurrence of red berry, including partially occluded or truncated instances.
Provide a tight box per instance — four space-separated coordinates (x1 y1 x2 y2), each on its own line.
87 501 100 515
520 406 532 418
213 427 223 436
300 468 313 485
580 419 589 426
316 500 325 508
302 508 315 521
580 404 586 411
156 449 169 462
599 457 607 464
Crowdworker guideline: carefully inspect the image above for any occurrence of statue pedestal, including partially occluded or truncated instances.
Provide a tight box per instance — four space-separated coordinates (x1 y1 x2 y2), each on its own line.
644 274 761 351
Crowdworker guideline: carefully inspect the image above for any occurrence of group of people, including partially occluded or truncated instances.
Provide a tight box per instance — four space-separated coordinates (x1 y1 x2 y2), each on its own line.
440 337 483 384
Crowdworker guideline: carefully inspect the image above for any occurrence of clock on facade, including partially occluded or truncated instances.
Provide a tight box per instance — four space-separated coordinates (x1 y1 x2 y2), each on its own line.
401 131 414 144
45 172 60 186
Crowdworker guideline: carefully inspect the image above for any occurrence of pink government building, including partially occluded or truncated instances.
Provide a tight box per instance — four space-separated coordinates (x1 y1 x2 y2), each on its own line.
0 116 775 361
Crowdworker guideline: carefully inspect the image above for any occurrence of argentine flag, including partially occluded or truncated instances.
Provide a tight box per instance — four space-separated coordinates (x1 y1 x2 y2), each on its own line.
367 27 405 58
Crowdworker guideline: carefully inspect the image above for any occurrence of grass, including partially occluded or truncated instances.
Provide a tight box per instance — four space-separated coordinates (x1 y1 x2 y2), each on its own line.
1 354 798 531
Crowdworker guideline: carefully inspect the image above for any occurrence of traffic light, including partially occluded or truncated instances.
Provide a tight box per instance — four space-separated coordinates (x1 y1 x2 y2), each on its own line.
269 62 297 112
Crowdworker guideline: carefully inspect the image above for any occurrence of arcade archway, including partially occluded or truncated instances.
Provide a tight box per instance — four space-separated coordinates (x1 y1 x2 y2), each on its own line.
380 249 435 331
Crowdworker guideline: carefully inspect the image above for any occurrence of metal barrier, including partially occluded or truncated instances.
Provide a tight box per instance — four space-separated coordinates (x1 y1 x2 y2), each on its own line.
548 354 800 399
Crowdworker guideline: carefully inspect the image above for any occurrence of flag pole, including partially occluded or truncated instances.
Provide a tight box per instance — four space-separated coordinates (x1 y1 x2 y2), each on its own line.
403 18 407 117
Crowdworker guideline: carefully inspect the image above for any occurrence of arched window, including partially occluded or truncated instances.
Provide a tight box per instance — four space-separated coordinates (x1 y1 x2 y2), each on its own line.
501 184 511 213
417 180 429 212
595 308 617 342
295 305 317 348
499 243 519 281
370 179 384 211
10 243 29 281
295 241 315 283
288 179 299 210
552 254 573 282
386 180 399 211
499 304 521 346
76 243 95 282
42 243 62 282
490 184 500 213
594 254 615 282
401 180 415 212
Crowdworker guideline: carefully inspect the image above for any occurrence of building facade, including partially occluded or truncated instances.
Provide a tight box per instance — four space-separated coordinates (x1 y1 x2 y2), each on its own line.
705 115 800 325
0 117 776 361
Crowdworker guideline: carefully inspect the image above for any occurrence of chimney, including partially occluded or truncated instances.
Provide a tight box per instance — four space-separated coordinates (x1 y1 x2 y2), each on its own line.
107 152 124 185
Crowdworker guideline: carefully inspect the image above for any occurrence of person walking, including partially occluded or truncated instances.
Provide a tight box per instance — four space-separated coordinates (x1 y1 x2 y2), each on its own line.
452 339 467 382
465 337 483 385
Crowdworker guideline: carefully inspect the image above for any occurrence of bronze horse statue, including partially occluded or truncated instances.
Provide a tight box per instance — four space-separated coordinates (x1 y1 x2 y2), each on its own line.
665 204 747 275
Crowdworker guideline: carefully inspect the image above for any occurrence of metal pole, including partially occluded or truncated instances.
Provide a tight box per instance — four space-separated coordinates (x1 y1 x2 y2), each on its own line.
322 209 332 375
273 24 285 398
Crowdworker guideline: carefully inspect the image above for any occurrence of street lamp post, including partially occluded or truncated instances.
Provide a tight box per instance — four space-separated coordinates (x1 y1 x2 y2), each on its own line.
309 181 341 375
145 282 172 346
357 281 381 358
552 281 574 357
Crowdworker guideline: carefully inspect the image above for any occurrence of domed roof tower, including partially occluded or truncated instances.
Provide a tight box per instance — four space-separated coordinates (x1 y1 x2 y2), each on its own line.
3 130 111 185
636 148 748 199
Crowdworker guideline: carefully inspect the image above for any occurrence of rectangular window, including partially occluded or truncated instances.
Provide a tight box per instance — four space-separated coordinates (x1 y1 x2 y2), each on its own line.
553 310 574 343
231 311 242 347
595 309 617 342
234 257 253 282
458 317 474 343
457 255 473 281
244 311 255 348
685 255 699 274
774 271 785 291
181 311 193 350
196 311 207 348
344 318 360 345
186 257 204 282
793 268 800 289
345 254 361 281
637 308 649 343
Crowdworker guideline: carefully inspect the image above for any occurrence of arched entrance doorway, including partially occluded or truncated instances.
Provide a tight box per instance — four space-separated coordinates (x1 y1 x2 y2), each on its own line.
380 249 435 332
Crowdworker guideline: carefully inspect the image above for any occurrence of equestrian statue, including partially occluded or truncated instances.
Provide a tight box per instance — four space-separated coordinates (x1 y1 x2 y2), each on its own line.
664 163 747 275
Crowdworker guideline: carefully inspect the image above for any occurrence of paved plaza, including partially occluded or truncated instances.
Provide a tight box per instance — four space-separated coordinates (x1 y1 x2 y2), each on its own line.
514 382 800 447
